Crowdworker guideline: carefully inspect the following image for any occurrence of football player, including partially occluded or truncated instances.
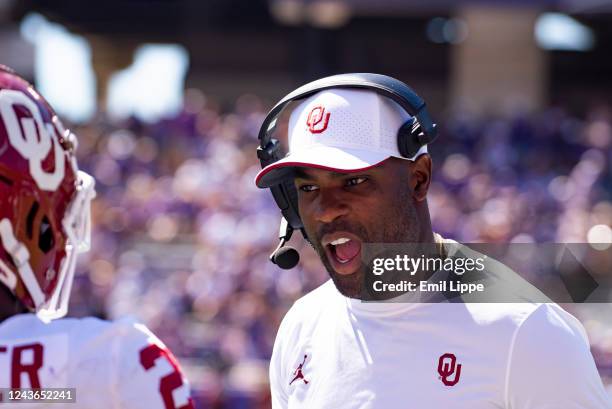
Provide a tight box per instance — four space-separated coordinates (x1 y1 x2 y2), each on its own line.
0 65 194 409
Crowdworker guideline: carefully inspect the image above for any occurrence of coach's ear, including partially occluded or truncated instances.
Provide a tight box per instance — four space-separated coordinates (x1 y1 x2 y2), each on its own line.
410 154 432 202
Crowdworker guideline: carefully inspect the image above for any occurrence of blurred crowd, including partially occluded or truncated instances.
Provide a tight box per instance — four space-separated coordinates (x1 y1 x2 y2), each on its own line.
66 89 612 407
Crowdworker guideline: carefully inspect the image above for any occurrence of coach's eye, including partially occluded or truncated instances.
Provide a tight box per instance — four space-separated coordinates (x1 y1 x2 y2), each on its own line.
346 176 367 187
299 184 319 192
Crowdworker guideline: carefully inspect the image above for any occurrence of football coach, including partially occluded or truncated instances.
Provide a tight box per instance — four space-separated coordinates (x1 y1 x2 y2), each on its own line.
254 74 611 408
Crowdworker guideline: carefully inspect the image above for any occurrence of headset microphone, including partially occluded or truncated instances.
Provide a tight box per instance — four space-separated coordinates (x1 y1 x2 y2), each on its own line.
270 217 300 269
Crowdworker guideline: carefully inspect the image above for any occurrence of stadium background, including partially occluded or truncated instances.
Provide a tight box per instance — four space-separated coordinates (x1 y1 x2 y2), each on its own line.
1 0 611 407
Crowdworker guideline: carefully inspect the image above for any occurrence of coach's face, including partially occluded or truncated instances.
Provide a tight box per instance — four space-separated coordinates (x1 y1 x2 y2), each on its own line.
294 155 432 298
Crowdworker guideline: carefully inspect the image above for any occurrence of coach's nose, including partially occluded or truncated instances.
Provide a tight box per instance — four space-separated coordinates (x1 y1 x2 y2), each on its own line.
313 187 349 224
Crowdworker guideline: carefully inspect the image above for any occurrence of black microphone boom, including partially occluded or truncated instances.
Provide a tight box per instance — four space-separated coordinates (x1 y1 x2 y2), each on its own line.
272 246 300 269
269 217 300 269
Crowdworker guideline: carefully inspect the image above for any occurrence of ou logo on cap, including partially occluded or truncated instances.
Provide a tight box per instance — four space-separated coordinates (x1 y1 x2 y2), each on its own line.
306 105 330 134
0 89 66 191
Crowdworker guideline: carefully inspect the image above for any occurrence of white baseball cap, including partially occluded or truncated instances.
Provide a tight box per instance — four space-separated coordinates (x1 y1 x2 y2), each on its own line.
255 88 428 188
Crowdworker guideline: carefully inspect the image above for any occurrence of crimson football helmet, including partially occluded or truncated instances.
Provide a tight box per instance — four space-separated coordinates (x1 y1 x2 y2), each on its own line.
0 65 95 320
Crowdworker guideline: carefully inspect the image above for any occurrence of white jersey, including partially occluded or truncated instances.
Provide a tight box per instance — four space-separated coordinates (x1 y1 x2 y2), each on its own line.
0 314 194 409
270 279 611 409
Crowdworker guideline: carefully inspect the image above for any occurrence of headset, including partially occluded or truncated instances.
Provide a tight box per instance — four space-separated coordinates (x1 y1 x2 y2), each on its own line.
257 73 438 268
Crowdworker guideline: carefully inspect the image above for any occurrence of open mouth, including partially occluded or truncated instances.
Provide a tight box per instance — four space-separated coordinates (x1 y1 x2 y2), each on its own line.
322 232 363 275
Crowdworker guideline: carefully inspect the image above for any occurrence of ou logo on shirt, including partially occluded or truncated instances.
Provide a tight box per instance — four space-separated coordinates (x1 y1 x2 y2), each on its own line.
437 353 462 386
0 89 66 191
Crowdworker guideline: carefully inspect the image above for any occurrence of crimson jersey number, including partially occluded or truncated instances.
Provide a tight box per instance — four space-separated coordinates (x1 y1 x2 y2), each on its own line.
139 344 194 409
0 343 44 388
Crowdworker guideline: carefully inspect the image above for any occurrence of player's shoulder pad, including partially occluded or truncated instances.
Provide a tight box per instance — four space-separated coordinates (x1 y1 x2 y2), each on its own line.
107 318 194 409
107 316 189 387
18 314 120 342
104 316 168 352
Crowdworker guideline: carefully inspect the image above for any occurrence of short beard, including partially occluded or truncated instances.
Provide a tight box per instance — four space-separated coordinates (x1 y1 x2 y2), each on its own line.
306 185 421 299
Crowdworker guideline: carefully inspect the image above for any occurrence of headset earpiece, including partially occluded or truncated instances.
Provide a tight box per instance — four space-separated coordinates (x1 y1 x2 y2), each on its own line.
257 138 282 164
396 117 436 158
397 118 418 158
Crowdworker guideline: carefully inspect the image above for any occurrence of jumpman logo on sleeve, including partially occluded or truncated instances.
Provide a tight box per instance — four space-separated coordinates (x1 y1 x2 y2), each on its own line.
289 354 309 386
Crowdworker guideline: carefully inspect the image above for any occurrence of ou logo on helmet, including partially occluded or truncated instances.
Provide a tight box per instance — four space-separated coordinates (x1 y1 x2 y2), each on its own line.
0 89 67 191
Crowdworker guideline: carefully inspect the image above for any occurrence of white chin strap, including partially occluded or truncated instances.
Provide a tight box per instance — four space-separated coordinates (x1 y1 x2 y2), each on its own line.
0 171 95 321
0 219 45 307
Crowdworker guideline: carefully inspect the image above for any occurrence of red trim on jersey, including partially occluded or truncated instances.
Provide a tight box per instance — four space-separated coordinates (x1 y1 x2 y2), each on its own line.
140 344 195 409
